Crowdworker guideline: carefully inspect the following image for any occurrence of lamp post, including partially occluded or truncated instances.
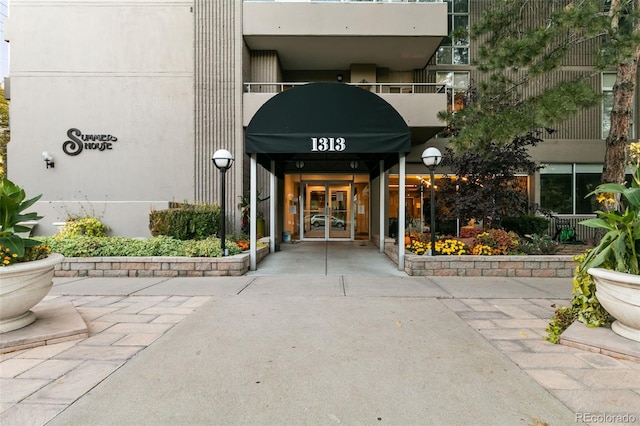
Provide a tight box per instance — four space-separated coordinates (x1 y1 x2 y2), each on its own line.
421 147 442 256
212 149 234 256
419 178 425 237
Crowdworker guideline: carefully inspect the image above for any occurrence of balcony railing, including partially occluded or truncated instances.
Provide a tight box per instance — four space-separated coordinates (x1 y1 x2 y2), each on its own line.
244 1 444 3
243 82 450 95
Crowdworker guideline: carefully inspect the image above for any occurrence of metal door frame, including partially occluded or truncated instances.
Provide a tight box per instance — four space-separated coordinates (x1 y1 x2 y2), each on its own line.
300 180 354 241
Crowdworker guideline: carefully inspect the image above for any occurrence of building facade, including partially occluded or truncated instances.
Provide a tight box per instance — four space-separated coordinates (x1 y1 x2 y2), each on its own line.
4 0 639 253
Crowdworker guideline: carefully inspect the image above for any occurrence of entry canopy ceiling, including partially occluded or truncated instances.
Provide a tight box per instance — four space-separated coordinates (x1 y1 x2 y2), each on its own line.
245 82 411 177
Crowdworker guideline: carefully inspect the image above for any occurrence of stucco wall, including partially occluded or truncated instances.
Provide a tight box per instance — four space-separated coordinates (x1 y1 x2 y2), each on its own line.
6 1 194 237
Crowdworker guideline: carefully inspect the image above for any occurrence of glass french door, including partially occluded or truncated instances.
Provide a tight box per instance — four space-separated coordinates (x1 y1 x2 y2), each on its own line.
301 181 353 241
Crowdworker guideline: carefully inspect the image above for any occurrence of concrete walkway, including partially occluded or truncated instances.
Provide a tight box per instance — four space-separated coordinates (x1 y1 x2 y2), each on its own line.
246 241 407 276
1 243 639 425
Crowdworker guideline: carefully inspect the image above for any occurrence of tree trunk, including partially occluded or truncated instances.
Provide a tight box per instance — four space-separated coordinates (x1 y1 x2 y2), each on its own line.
602 58 637 185
602 0 640 186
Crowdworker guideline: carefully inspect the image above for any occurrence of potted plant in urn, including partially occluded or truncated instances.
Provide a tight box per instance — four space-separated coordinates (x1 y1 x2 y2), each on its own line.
0 177 63 333
579 142 640 342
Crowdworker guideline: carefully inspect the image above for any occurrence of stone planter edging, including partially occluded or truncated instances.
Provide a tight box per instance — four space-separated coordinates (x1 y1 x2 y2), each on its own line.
55 246 269 278
378 237 578 277
55 241 579 278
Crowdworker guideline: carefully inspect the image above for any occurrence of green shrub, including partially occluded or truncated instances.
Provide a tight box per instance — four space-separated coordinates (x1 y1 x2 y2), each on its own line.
545 254 613 343
40 235 189 257
184 237 241 257
137 235 186 256
519 234 560 255
38 234 249 258
149 203 221 241
56 217 109 239
41 236 106 257
500 216 549 237
545 306 578 344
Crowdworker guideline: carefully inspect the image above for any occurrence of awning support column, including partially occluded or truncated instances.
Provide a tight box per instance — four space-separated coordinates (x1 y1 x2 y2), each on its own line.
398 153 406 272
270 160 276 253
250 153 257 271
379 160 385 253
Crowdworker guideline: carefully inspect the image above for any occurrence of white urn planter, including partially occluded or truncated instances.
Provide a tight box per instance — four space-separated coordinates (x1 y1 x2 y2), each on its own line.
589 267 640 343
0 253 64 333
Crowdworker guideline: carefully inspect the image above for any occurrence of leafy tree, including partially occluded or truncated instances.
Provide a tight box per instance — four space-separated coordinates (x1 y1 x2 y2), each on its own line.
0 86 8 178
439 130 544 226
440 0 640 190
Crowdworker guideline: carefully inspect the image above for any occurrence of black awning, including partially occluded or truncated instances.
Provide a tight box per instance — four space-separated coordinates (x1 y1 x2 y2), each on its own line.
245 83 411 176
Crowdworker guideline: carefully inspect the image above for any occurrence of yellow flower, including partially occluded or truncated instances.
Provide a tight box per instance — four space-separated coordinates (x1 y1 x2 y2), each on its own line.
629 142 640 165
471 244 493 255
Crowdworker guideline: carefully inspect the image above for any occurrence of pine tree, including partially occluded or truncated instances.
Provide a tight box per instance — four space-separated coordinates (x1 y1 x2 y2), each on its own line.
440 0 640 188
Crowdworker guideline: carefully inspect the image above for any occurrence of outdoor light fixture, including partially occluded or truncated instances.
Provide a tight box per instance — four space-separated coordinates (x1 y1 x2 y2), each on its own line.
212 149 234 256
337 74 344 82
421 147 442 256
212 149 233 170
349 160 359 169
42 151 54 169
295 161 305 169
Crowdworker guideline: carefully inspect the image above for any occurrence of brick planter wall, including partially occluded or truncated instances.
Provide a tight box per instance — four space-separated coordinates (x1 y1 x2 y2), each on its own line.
376 236 579 277
54 246 269 278
56 241 581 278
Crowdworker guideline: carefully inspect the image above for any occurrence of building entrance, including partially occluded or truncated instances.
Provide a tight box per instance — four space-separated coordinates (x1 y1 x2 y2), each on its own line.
284 174 370 242
302 181 352 240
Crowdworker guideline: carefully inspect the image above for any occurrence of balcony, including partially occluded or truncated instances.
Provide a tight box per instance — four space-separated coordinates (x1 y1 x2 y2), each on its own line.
243 82 448 137
243 1 448 70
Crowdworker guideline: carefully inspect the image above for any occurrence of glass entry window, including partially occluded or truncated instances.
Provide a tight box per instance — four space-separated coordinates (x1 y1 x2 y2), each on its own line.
284 174 369 242
302 182 353 240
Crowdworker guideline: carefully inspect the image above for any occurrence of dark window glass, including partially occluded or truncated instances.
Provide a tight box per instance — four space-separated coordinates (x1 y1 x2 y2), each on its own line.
438 47 453 64
576 173 601 214
541 174 572 214
454 48 469 64
453 15 469 45
453 0 469 13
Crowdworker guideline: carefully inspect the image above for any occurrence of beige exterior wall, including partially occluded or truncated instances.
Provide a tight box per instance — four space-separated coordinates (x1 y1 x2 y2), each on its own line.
6 0 194 237
243 2 447 37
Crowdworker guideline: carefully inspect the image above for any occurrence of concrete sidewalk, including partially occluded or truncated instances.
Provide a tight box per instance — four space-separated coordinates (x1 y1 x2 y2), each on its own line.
1 274 638 425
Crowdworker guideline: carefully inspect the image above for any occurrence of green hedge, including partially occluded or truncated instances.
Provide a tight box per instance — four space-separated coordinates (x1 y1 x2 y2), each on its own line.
500 216 549 237
39 235 241 258
149 203 221 241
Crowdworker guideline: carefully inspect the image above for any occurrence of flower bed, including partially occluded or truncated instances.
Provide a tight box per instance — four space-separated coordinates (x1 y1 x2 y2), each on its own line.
55 245 269 278
378 237 578 277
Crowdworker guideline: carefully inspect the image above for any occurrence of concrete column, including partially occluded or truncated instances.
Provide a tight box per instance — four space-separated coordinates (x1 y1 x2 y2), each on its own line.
379 160 385 253
250 154 257 271
270 160 276 253
398 153 406 272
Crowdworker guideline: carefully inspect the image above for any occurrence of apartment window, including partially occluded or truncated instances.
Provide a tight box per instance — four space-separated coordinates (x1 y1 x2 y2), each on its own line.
436 0 469 65
436 71 469 113
540 164 603 215
602 72 635 139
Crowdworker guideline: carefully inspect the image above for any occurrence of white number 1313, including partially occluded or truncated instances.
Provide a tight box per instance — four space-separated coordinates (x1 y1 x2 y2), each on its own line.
311 137 346 152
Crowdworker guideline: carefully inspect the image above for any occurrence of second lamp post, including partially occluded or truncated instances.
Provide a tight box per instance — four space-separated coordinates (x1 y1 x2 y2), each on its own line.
421 147 442 256
212 149 234 256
